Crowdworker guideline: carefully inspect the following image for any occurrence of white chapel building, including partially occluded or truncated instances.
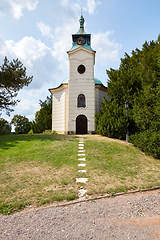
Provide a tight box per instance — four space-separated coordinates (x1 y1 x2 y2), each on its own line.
49 16 108 134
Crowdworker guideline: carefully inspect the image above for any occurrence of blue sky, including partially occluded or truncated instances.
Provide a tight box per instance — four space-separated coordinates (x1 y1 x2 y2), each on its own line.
0 0 160 122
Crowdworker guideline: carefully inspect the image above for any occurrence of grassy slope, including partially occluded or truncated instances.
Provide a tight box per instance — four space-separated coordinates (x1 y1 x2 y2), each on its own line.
0 134 79 214
0 134 160 214
85 137 160 195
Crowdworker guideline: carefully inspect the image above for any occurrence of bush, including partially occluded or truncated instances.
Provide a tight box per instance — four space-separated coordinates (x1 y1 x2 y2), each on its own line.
28 129 34 135
32 95 52 133
0 118 11 135
96 99 127 139
42 130 56 135
11 115 31 134
30 121 41 133
130 130 160 158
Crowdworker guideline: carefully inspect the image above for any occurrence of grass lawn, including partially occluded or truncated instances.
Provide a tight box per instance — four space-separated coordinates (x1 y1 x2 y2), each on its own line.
85 135 160 195
0 134 160 214
0 134 79 214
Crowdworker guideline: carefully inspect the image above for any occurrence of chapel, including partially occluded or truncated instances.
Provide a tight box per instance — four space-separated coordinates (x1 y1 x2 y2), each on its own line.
49 15 108 134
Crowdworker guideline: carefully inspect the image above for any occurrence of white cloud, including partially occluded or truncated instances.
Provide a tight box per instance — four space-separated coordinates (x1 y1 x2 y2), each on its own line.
14 98 39 113
50 19 78 72
87 0 101 15
7 0 38 19
37 22 54 39
59 0 101 15
1 36 50 67
60 0 69 6
37 20 79 73
92 31 121 63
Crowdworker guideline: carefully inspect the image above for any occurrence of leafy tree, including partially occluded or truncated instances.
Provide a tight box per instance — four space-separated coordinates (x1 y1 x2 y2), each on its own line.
130 80 160 158
96 99 127 139
0 57 33 115
0 118 11 135
31 96 52 133
133 83 160 132
11 115 31 134
107 51 143 105
96 36 160 144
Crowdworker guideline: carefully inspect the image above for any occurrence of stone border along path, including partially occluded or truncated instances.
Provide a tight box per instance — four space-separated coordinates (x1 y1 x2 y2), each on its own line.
76 136 88 199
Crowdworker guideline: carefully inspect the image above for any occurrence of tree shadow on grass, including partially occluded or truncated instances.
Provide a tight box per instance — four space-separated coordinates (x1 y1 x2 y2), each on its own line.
0 134 76 150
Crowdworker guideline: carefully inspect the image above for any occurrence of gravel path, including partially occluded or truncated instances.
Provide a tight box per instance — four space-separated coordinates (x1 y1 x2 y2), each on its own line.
0 190 160 240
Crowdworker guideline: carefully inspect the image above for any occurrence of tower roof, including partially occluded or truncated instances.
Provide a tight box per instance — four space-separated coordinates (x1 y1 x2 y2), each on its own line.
68 15 95 53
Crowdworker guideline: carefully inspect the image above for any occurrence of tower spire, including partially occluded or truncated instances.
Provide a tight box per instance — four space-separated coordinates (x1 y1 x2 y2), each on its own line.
79 15 84 29
78 14 85 34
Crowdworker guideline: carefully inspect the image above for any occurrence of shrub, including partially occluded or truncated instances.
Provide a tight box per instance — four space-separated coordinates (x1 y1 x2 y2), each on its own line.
28 129 34 135
32 96 52 133
96 99 127 139
11 115 31 134
130 130 160 159
43 130 56 135
0 118 11 135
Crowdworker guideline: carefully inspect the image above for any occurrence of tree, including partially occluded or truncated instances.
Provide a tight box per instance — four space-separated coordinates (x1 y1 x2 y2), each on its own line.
11 115 31 134
96 99 127 139
96 37 160 137
31 95 52 133
0 57 33 115
96 36 160 157
133 84 160 132
0 118 11 135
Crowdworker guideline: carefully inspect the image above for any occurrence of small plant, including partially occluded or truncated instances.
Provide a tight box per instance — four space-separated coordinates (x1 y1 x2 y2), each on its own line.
66 194 77 201
52 130 57 135
42 130 57 135
28 129 34 135
61 179 69 185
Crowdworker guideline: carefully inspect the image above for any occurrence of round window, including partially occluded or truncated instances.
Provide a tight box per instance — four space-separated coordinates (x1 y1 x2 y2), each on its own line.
77 64 86 74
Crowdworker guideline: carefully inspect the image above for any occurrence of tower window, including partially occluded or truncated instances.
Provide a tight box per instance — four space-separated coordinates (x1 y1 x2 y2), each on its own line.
77 94 86 108
77 64 85 74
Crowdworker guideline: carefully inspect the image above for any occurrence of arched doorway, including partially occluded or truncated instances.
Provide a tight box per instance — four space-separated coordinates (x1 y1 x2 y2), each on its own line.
76 115 88 134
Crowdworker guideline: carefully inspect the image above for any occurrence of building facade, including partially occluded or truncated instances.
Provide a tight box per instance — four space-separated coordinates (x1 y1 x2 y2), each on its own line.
49 16 108 134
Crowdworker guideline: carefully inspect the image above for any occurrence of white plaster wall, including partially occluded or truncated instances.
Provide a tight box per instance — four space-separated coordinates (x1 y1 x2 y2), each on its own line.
68 48 95 133
52 89 66 132
95 88 108 112
65 87 69 133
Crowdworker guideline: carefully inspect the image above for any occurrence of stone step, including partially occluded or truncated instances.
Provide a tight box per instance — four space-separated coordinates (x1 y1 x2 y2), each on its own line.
78 150 85 153
78 163 86 167
78 158 86 161
78 169 87 173
76 178 88 183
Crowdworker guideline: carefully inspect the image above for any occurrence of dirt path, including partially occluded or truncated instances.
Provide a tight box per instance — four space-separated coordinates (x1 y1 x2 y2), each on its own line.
83 134 130 145
0 190 160 240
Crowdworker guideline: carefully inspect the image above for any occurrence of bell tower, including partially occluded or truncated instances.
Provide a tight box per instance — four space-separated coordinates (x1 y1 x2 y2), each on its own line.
67 15 96 134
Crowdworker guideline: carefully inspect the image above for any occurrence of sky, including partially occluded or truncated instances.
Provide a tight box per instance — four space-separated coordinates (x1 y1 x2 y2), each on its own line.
0 0 160 122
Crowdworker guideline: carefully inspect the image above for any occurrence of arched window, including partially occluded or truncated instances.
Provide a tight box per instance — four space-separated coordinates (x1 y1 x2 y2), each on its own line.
77 94 86 108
